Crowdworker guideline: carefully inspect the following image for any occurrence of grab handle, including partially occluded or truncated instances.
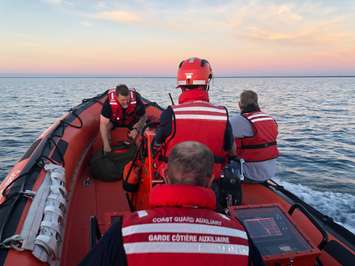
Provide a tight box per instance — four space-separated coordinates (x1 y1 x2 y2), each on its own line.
288 203 328 250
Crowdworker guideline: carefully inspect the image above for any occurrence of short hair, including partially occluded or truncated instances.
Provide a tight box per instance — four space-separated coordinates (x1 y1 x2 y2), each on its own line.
167 141 214 186
239 90 258 109
115 84 129 96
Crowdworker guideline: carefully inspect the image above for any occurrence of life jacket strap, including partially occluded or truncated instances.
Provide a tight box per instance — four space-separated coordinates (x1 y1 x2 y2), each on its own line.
241 141 277 149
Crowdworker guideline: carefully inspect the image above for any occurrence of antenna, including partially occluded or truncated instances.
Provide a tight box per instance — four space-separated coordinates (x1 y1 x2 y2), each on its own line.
168 93 175 105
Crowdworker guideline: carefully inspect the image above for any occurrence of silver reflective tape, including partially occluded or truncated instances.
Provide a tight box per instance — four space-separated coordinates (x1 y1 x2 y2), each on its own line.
173 106 226 114
124 242 249 256
192 80 207 85
122 223 247 239
250 118 274 123
247 113 268 119
175 114 227 121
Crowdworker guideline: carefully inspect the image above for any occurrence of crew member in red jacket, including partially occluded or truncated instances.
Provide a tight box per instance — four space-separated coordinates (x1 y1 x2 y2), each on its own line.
154 57 235 178
229 90 279 182
79 141 251 266
100 84 146 153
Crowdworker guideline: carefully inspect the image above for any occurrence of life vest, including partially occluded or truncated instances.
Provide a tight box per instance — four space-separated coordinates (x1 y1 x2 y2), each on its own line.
122 185 249 266
163 101 228 177
235 111 279 162
108 89 138 128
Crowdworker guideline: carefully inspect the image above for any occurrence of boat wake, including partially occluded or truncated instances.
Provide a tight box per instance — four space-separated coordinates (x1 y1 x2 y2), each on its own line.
274 178 355 234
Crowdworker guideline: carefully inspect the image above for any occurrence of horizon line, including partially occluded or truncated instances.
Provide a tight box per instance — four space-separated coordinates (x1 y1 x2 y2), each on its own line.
1 75 355 79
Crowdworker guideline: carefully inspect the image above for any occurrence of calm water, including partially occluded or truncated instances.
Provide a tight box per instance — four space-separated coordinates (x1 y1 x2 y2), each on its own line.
0 77 354 233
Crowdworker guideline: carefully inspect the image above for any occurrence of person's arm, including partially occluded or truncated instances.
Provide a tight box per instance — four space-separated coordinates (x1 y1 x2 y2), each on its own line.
224 121 236 156
229 114 254 158
128 96 146 139
100 100 114 152
133 99 147 132
230 114 254 138
230 141 236 156
153 107 173 146
128 114 147 139
100 115 112 153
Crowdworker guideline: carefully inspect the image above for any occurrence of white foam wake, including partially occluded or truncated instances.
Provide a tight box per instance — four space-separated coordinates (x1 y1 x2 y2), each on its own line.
274 179 355 234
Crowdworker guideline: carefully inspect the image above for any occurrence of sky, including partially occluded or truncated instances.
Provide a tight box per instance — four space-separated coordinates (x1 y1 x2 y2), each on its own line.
1 0 355 76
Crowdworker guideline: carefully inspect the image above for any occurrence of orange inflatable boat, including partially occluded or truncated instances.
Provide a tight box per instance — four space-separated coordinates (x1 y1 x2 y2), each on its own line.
0 91 353 266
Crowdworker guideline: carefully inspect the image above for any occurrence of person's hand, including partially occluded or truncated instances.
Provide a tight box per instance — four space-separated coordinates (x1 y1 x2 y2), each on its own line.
103 144 112 154
128 128 138 139
151 142 161 158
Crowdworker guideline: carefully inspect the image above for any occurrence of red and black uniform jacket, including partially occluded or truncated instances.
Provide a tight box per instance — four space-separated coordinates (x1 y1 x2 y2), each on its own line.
79 185 250 266
154 89 233 178
236 111 279 162
101 89 145 129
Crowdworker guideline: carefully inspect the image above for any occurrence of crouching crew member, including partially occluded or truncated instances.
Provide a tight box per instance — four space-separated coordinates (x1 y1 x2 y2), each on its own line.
100 84 146 153
154 57 235 178
79 142 250 266
229 90 279 182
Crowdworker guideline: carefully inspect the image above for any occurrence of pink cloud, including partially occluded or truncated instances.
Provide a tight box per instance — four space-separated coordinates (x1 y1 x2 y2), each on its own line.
94 10 141 23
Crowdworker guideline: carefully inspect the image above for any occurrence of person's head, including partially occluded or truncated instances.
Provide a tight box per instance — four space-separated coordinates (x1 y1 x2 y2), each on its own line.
115 84 130 108
239 90 259 112
176 57 213 92
166 141 214 187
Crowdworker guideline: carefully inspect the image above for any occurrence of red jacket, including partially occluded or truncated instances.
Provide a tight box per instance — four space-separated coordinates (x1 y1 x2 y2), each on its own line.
108 89 138 127
163 100 228 177
122 185 249 266
236 111 279 162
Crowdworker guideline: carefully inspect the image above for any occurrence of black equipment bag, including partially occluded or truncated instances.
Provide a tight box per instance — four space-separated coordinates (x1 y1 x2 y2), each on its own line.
90 143 137 182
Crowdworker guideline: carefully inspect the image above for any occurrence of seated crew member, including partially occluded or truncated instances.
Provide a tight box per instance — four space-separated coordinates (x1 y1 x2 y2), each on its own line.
153 57 235 178
79 141 250 266
100 84 146 153
229 90 279 182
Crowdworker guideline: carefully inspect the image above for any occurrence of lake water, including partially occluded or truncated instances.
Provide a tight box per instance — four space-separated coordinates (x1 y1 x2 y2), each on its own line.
0 77 354 233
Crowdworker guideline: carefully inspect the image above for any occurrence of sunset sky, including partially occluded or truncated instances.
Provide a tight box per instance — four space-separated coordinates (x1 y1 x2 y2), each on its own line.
1 0 355 76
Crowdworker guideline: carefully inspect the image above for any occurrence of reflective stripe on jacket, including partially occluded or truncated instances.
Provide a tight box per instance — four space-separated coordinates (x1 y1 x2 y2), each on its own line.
122 185 249 266
164 101 228 177
236 111 279 162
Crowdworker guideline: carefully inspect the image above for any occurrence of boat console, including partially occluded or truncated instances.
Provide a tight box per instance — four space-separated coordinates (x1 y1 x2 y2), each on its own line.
230 204 321 266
